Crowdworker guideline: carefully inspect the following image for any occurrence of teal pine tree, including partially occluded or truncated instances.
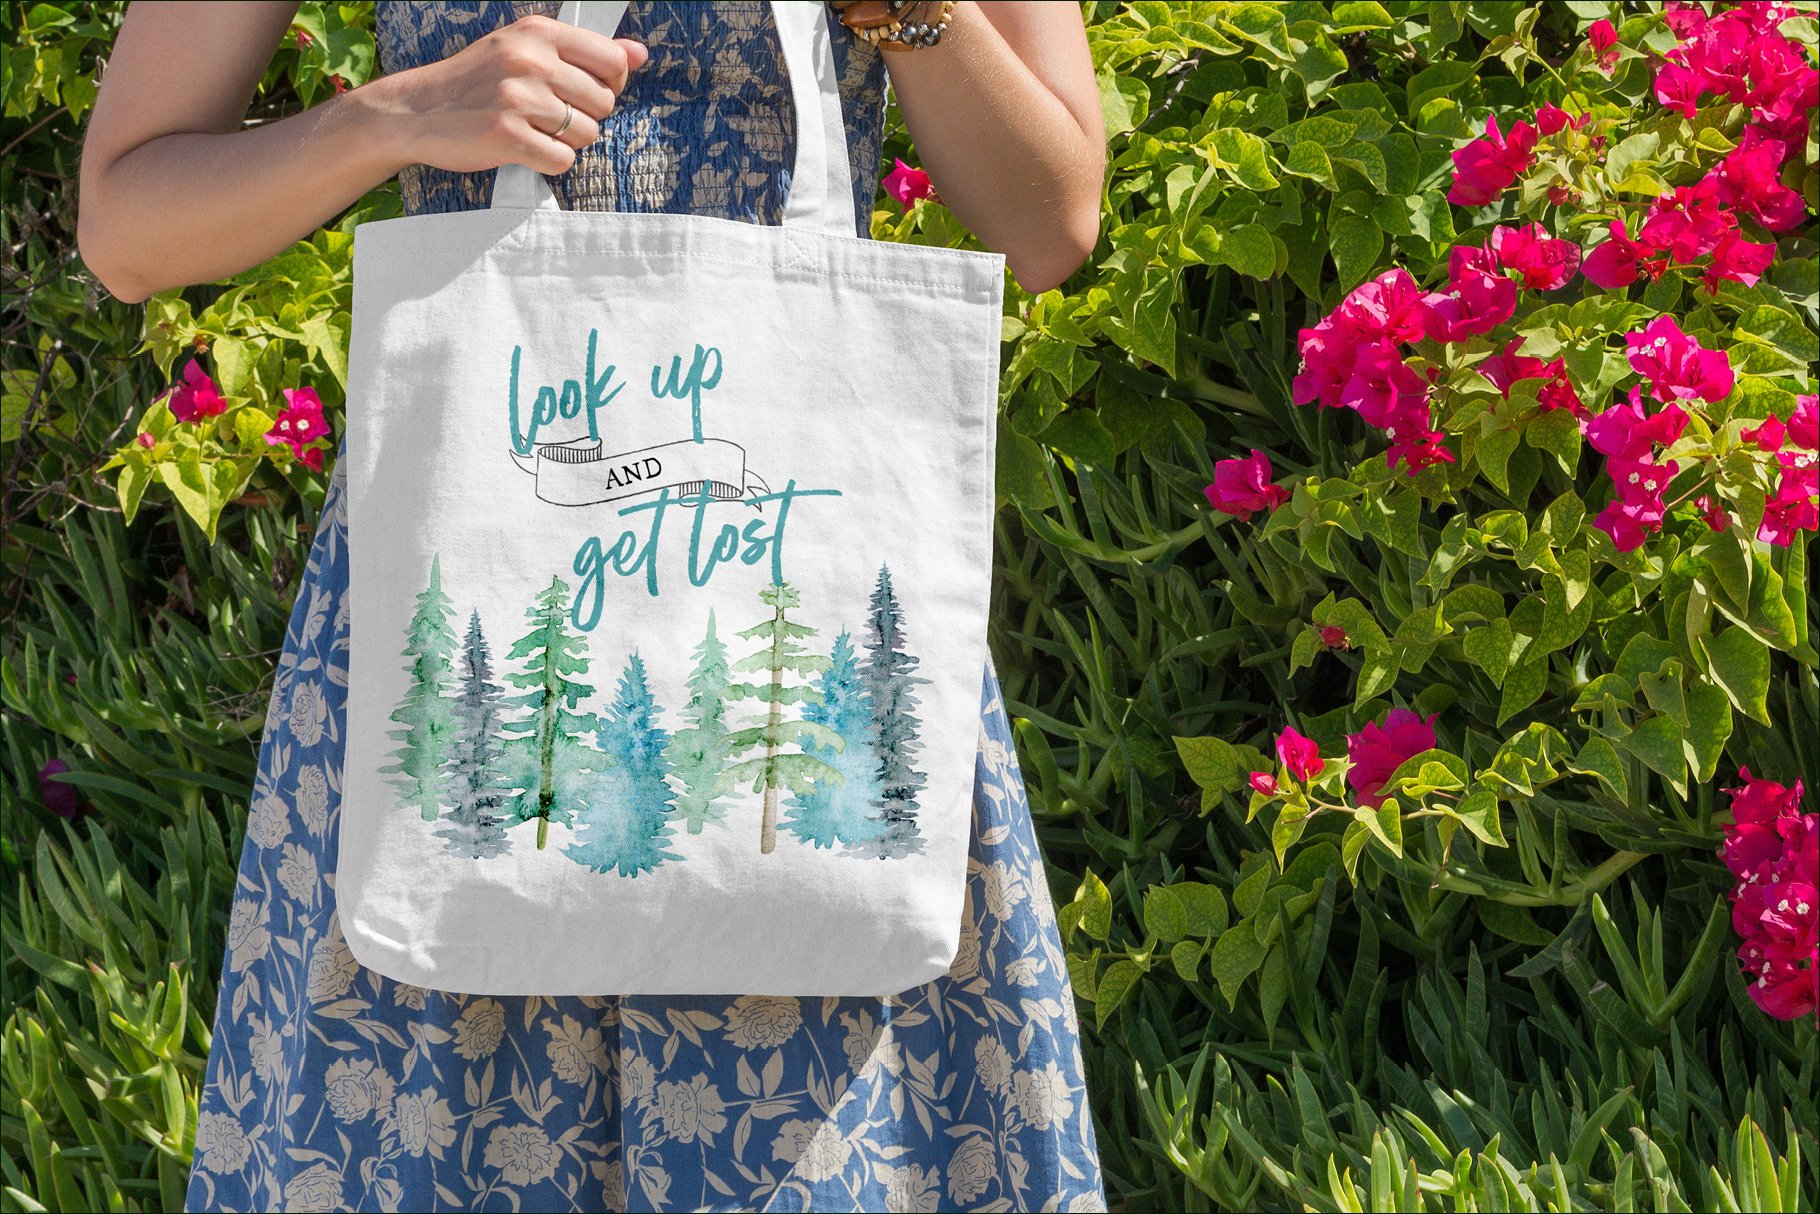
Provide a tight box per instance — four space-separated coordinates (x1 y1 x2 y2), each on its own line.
382 555 459 821
725 581 843 854
435 611 513 859
664 611 735 834
782 630 883 849
861 564 928 859
501 575 603 849
567 652 682 876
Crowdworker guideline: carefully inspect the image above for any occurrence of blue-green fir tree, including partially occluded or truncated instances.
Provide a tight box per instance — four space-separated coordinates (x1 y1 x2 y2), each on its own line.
664 611 735 834
435 611 513 859
568 652 682 876
382 555 458 821
782 630 883 849
501 575 603 849
860 564 928 859
725 581 843 854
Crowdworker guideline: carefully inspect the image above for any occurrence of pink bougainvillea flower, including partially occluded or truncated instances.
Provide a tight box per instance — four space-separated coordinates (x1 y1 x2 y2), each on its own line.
1342 340 1429 430
1490 223 1582 290
164 359 228 423
1788 395 1818 450
1727 768 1806 826
265 386 331 472
1592 469 1675 552
1319 625 1350 649
1711 132 1805 232
1584 388 1689 462
1588 18 1620 73
1448 115 1538 206
39 758 89 821
1204 449 1291 521
1743 414 1788 453
1537 363 1586 416
1335 268 1430 345
136 432 156 449
1759 452 1819 547
1581 220 1659 290
1624 315 1734 404
1275 727 1324 782
1534 104 1589 136
1248 771 1280 796
1477 339 1548 397
1733 880 1818 956
1345 709 1438 808
1725 821 1792 883
1653 61 1707 116
1702 229 1777 294
1697 494 1732 531
1638 178 1734 265
1420 268 1517 343
882 158 937 207
1387 430 1456 474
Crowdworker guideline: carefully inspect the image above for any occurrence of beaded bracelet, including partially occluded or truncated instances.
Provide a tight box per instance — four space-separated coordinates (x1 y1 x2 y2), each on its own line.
829 0 958 51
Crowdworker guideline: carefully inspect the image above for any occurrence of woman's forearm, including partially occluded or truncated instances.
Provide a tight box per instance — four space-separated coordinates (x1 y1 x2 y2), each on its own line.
79 82 412 304
882 1 1105 292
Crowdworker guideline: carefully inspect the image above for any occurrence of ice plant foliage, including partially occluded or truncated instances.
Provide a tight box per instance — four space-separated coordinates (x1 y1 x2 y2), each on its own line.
1722 769 1818 1023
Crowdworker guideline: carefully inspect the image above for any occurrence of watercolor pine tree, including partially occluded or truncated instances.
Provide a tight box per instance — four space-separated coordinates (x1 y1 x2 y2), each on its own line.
568 652 682 876
502 575 603 849
435 611 514 859
382 555 459 821
782 629 885 849
861 564 929 859
664 610 735 834
725 581 843 854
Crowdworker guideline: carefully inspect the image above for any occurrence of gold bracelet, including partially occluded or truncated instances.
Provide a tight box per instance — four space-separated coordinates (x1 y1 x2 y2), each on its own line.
829 1 958 52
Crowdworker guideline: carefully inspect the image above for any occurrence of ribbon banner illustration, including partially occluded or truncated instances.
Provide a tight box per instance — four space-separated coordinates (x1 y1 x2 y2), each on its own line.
511 437 771 507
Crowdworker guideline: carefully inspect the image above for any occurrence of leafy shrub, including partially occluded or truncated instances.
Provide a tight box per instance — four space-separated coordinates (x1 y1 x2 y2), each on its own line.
4 3 1815 1213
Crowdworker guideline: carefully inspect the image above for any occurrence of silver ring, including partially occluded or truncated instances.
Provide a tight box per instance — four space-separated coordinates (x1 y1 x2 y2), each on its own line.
550 101 574 138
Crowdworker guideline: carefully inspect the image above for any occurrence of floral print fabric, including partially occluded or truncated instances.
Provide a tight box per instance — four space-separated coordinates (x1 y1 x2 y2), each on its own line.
188 3 1103 1210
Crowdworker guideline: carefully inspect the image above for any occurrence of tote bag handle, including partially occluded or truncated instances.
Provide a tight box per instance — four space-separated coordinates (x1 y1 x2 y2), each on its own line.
489 0 858 237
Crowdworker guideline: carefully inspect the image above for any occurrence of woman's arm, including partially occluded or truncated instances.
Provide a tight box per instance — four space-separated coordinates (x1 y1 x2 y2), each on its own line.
78 1 646 304
881 1 1105 293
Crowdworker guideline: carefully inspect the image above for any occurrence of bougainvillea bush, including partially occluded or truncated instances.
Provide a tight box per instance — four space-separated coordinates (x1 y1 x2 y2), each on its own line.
4 2 1816 1212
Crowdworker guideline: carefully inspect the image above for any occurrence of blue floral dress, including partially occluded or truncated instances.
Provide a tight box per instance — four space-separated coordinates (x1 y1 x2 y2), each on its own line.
186 4 1104 1211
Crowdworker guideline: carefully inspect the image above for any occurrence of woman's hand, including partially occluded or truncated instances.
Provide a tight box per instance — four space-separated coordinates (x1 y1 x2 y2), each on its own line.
79 3 646 303
370 14 648 177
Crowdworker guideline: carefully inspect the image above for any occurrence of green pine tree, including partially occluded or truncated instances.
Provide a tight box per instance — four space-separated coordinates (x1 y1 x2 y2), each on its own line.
435 611 513 859
861 564 928 859
568 653 682 875
381 555 459 821
724 581 843 855
664 610 736 834
501 575 604 849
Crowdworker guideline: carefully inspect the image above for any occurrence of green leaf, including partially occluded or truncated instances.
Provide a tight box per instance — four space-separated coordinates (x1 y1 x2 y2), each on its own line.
1094 959 1142 1028
1626 716 1688 792
1170 939 1204 982
1454 788 1505 846
1076 871 1113 941
1285 140 1337 189
1143 885 1191 942
1328 214 1384 291
1172 882 1230 936
1701 627 1771 724
1215 222 1278 279
1208 925 1269 1008
1497 656 1548 724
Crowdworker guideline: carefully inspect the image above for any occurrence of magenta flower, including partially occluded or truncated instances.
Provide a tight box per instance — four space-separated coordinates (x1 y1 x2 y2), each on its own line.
1204 449 1290 521
1248 771 1279 796
1534 104 1588 136
1759 453 1818 547
1448 115 1537 206
1624 316 1734 404
1420 268 1516 342
38 758 87 821
1588 19 1620 73
164 360 228 423
1743 414 1787 453
265 386 332 472
1789 396 1818 450
1489 223 1582 290
1342 340 1429 430
1638 178 1734 265
1584 389 1689 463
1702 230 1777 294
1345 709 1438 808
1275 727 1324 782
882 158 937 207
1697 494 1732 532
136 432 156 449
1335 268 1430 345
1582 220 1656 290
1711 133 1805 232
1319 625 1350 650
1728 768 1807 827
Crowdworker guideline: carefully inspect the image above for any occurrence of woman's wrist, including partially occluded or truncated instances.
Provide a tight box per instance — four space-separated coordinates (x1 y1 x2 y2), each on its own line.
337 69 428 185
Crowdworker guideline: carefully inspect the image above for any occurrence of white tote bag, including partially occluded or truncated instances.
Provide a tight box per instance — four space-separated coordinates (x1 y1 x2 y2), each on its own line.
338 0 1003 996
